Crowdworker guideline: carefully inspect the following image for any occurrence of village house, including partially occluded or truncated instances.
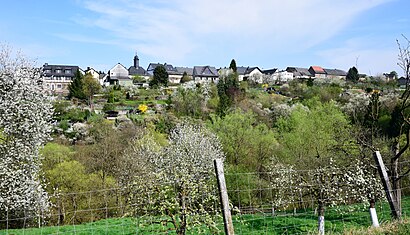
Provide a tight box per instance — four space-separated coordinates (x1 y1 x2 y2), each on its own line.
286 67 312 79
324 68 347 80
103 63 133 87
42 63 80 95
262 69 294 84
309 66 327 79
243 67 264 83
84 67 104 85
193 66 219 83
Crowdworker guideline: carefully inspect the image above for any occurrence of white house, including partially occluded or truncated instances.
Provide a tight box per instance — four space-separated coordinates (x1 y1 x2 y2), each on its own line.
193 66 219 83
244 67 264 83
273 70 294 84
104 63 133 86
84 67 103 85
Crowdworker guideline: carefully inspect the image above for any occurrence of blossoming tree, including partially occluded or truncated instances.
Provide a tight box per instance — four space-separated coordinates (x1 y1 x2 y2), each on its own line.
0 45 53 228
129 123 225 235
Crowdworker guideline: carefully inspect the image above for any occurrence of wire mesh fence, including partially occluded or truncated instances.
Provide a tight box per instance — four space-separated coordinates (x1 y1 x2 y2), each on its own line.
1 158 410 234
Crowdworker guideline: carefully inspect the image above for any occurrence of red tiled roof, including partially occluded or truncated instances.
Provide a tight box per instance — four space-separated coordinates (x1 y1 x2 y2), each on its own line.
311 66 325 74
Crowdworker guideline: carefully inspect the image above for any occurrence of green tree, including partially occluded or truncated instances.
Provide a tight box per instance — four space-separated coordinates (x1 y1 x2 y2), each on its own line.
216 78 230 117
40 143 72 172
172 87 205 118
45 160 117 225
77 120 137 185
229 59 237 73
68 69 86 99
346 66 359 83
179 71 191 83
209 110 277 172
216 72 241 117
150 65 168 87
275 99 381 232
132 75 145 83
82 73 101 110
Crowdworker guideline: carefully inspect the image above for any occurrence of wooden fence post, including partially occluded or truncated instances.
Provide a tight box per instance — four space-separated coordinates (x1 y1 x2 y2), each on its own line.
373 151 400 219
214 159 234 235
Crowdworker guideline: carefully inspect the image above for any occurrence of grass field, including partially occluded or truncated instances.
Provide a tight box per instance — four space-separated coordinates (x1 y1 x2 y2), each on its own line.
2 198 410 234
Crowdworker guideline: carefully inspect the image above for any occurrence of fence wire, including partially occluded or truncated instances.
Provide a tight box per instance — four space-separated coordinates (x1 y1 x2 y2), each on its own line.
1 163 410 234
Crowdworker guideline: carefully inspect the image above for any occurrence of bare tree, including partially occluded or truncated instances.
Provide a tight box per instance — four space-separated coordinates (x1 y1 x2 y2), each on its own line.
379 35 410 219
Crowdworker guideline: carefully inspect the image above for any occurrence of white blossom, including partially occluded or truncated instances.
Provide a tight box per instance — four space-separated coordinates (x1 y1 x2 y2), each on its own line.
0 45 53 227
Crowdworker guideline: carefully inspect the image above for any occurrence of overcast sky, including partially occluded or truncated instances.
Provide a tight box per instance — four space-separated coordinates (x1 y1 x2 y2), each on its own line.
1 0 409 75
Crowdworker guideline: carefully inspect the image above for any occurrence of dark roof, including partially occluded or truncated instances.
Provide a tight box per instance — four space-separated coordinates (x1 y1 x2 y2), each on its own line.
99 73 106 80
236 66 248 75
245 67 262 75
324 68 347 76
262 68 278 75
165 64 177 72
147 63 177 73
176 67 194 76
128 66 147 76
398 77 407 86
42 63 79 77
193 66 219 77
286 67 312 77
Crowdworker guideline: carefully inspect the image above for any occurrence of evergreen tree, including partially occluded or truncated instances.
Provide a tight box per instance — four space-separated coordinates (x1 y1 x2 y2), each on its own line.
68 69 86 99
150 65 168 87
217 73 241 117
229 59 237 73
346 66 359 83
217 78 230 117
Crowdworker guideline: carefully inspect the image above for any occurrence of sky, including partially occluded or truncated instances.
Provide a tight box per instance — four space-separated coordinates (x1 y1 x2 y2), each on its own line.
1 0 410 76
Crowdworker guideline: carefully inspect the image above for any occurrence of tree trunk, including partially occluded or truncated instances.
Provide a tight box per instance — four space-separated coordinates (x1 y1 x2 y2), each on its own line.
318 202 325 235
391 155 402 219
369 199 379 227
177 189 187 235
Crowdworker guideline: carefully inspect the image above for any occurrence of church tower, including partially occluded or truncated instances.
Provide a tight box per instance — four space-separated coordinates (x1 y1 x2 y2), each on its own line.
133 51 139 68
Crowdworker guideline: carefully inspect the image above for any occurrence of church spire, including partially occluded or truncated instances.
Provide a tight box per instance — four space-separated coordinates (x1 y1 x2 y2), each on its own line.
133 51 139 68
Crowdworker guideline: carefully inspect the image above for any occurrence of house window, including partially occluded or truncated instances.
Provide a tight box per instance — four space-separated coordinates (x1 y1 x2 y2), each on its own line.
65 69 71 74
51 84 55 90
57 84 62 89
56 69 62 74
44 69 51 73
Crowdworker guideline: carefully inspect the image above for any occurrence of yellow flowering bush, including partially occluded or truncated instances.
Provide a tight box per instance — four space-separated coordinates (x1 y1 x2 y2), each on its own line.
138 104 148 113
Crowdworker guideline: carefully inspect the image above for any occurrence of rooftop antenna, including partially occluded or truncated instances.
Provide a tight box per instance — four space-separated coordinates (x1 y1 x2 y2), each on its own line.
355 55 360 68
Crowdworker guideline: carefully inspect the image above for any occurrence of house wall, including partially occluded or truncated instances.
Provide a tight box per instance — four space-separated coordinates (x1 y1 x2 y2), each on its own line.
118 79 133 87
246 69 264 83
110 64 129 78
326 75 346 80
273 71 294 83
44 76 73 95
86 69 100 80
169 74 182 84
194 76 219 83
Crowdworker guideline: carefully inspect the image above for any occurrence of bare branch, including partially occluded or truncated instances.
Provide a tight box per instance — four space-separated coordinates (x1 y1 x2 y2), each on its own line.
393 128 410 161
